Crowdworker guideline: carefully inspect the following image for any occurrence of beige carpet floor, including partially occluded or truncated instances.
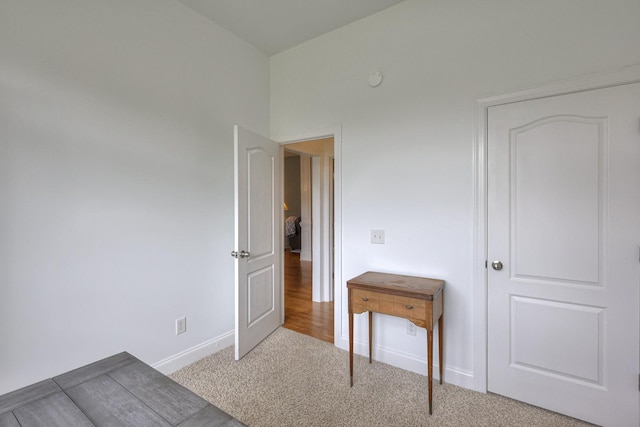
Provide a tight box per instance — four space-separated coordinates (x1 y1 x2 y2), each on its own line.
170 328 594 427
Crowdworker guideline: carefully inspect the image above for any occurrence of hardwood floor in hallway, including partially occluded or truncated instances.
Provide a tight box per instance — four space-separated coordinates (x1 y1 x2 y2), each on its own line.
283 249 334 343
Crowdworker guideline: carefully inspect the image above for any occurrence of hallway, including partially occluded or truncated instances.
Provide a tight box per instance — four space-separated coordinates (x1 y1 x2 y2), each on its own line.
283 250 333 343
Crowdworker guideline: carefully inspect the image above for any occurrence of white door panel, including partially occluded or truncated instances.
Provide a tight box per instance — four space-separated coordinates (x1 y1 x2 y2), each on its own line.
511 117 602 284
234 125 282 360
510 296 603 382
488 83 640 426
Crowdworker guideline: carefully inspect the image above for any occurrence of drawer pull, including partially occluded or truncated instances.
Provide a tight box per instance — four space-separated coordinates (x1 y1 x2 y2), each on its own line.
362 297 369 302
405 305 414 310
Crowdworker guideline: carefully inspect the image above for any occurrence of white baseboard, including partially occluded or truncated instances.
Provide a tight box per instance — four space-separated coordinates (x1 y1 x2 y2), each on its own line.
152 330 234 375
336 335 476 391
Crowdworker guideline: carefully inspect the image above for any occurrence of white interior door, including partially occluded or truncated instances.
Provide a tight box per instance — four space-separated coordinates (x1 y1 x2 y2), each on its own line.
487 83 640 426
234 125 282 360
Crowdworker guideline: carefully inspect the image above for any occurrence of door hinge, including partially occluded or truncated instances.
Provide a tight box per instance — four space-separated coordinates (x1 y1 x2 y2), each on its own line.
485 260 488 269
638 373 640 391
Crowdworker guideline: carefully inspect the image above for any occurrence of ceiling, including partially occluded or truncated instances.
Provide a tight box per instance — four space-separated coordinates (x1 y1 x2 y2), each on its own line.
177 0 407 56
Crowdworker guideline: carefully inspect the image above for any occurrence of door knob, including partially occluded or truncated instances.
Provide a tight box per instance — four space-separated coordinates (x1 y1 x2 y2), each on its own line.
231 250 251 259
491 260 503 271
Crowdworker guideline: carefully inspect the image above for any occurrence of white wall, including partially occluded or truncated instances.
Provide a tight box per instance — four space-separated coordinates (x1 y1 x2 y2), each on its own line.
270 0 640 387
0 0 269 394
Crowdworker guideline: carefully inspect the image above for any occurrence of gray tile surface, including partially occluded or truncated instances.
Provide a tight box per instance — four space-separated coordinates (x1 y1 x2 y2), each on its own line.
177 405 246 427
0 412 20 427
0 352 245 427
109 360 209 425
66 375 172 426
0 379 60 414
54 352 137 390
13 392 94 427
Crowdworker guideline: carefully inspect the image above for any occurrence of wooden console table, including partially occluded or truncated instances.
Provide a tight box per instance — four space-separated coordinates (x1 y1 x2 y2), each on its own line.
347 271 445 415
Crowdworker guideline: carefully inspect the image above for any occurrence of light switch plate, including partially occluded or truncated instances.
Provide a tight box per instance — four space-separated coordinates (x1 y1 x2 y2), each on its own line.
371 230 385 244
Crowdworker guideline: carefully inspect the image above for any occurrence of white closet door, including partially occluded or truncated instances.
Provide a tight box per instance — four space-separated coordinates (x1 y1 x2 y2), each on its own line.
487 83 640 426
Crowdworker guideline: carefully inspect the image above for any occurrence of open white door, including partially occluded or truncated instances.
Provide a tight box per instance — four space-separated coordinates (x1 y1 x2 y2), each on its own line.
487 83 640 426
233 125 282 360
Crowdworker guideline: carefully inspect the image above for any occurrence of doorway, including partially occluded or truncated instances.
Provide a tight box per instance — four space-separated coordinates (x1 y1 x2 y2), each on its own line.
281 137 335 343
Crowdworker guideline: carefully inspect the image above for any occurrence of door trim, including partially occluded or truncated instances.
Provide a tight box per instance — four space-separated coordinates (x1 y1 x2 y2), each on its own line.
274 124 342 344
473 65 640 393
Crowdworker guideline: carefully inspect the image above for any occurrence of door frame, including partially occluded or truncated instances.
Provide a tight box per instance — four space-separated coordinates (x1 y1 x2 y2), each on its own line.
473 65 640 393
274 125 342 342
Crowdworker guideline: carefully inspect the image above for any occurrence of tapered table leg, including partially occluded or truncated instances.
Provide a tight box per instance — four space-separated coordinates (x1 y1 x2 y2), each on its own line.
438 313 444 385
368 311 373 363
349 309 354 387
427 329 433 415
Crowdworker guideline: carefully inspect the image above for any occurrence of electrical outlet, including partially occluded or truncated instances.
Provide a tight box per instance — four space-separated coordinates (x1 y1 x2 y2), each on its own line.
406 320 417 336
371 229 385 244
176 317 187 335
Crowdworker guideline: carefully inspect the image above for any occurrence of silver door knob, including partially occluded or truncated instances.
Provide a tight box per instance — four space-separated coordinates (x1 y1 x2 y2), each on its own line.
231 250 251 259
491 260 503 271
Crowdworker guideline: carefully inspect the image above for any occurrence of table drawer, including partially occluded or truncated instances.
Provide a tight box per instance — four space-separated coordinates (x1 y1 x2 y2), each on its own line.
351 289 394 314
352 290 427 320
394 307 426 321
394 296 427 320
